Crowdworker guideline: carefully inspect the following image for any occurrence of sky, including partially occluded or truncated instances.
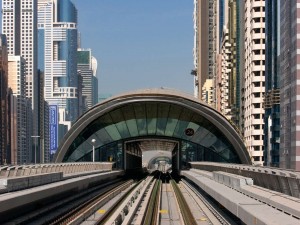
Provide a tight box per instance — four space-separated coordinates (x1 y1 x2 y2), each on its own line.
73 0 195 96
1 0 195 96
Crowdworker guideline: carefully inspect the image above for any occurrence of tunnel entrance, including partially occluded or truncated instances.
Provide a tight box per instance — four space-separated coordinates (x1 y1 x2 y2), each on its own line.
124 139 179 174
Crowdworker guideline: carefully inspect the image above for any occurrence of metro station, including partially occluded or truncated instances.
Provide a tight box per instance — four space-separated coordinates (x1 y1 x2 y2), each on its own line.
54 88 251 172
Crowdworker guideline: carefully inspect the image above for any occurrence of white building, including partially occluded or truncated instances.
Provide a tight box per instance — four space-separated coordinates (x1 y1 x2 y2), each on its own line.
243 0 266 165
219 27 231 119
2 0 38 117
38 0 79 153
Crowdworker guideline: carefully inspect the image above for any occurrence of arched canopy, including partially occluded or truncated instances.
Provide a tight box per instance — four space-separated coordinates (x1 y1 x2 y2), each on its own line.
54 88 251 164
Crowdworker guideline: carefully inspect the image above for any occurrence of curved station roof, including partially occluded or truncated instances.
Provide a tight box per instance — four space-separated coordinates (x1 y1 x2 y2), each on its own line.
54 88 251 164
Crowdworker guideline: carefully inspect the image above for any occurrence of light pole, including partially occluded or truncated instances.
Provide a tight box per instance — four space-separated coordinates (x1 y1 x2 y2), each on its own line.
91 139 96 162
31 136 40 164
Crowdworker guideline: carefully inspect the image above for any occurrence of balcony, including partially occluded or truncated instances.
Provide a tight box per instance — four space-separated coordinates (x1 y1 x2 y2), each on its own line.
252 33 265 40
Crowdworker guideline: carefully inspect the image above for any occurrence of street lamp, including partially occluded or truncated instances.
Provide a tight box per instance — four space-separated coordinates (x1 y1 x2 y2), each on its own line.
91 139 96 162
31 136 40 164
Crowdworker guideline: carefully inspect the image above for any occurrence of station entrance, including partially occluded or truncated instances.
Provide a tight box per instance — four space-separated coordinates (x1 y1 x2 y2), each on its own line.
54 89 251 171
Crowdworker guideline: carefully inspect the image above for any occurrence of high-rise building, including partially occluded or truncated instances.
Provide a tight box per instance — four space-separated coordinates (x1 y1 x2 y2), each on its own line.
77 48 94 113
227 0 243 126
8 56 32 164
215 0 228 115
38 0 79 153
243 0 266 165
279 1 300 171
218 27 231 118
264 0 280 167
37 70 50 163
2 0 39 163
0 35 9 165
1 0 38 126
91 56 98 106
193 0 218 102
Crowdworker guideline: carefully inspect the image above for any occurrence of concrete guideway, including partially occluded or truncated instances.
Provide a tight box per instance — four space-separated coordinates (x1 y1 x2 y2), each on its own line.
190 162 300 198
182 169 300 225
0 162 113 193
0 169 124 224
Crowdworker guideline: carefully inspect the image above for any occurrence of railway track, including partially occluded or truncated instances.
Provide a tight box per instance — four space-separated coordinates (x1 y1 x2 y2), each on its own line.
48 180 133 225
7 171 240 225
181 179 238 225
4 179 131 225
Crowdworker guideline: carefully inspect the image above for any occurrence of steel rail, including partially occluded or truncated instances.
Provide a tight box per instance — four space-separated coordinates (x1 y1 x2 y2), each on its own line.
182 179 235 225
95 178 146 225
47 180 133 225
142 172 162 225
170 176 198 225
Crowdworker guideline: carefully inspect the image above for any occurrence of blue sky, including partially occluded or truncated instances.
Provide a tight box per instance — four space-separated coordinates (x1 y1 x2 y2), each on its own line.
1 0 195 96
73 0 195 96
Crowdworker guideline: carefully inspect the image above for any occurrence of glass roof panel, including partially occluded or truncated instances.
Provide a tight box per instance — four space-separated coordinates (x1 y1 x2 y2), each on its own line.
156 117 168 136
105 124 122 141
134 103 147 136
95 128 114 145
165 104 182 136
165 118 179 137
125 119 139 137
122 105 139 136
146 103 158 135
115 121 131 139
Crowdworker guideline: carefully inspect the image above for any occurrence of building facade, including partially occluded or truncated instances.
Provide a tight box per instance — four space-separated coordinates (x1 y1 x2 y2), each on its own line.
201 79 214 105
279 1 300 171
8 56 32 164
263 0 280 167
2 0 38 130
219 27 231 118
243 0 266 165
0 35 9 165
91 56 98 106
77 48 94 113
38 0 79 153
193 0 218 102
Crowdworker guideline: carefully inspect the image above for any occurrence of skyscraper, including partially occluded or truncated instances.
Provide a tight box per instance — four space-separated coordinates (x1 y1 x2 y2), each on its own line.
91 56 98 106
243 0 266 165
264 0 280 167
0 35 9 165
38 0 79 153
227 0 243 126
77 48 94 113
193 0 218 102
1 0 38 128
279 1 300 171
2 0 38 163
8 56 32 164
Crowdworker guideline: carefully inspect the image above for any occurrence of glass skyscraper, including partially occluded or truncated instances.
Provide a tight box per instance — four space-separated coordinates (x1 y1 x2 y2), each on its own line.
38 0 78 153
264 0 280 167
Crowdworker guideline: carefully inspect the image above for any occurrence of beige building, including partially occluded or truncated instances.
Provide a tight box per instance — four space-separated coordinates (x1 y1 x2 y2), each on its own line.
8 56 32 164
202 79 214 106
242 0 266 165
219 27 231 119
193 0 218 102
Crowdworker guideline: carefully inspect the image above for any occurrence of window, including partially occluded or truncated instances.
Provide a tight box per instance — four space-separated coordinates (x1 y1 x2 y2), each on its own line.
253 156 260 161
254 146 260 151
254 103 260 108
